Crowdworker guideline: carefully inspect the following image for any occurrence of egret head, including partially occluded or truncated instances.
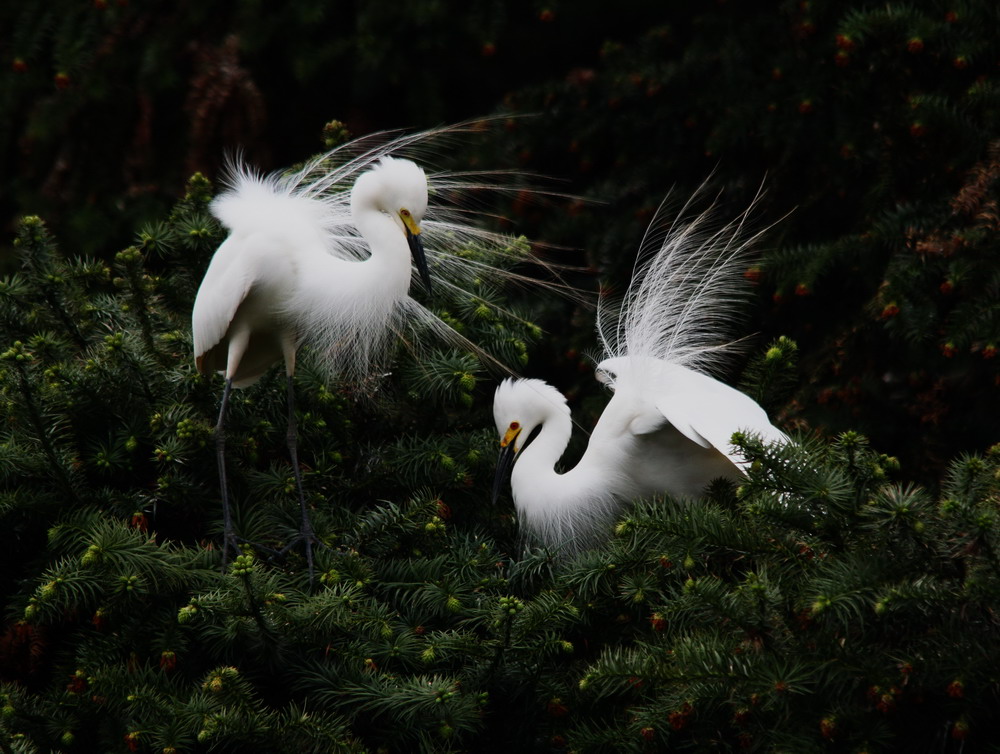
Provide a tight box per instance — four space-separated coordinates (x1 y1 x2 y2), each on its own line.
352 157 432 294
492 378 569 502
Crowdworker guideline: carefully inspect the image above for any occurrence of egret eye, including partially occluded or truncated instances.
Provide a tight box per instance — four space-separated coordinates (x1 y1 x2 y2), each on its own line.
510 421 520 430
400 208 411 218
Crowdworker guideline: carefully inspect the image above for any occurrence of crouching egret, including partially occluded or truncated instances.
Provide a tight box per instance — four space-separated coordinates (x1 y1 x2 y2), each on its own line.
193 122 566 577
492 188 787 550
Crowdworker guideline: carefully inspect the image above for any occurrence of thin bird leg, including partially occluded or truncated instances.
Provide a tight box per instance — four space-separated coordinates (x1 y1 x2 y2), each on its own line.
279 373 326 585
215 377 239 571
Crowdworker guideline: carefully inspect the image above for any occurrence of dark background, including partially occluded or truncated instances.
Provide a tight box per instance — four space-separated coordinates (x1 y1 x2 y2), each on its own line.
3 0 999 480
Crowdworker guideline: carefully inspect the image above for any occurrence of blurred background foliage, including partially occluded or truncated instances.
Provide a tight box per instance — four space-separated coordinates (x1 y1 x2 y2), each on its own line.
3 0 998 476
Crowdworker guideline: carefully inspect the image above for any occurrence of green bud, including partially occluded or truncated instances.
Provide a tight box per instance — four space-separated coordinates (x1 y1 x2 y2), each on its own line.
939 498 960 515
81 544 102 566
230 553 254 576
811 595 831 614
116 246 142 264
203 667 238 694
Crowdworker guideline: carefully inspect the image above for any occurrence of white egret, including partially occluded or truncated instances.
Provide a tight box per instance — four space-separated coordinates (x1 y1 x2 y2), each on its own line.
193 123 567 577
492 189 788 550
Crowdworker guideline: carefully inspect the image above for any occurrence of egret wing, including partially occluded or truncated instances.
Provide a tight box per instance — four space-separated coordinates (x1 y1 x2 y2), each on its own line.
191 237 255 364
596 357 716 443
648 366 786 469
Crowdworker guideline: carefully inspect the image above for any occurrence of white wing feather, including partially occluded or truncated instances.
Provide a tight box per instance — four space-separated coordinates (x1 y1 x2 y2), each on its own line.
649 365 786 470
191 236 255 362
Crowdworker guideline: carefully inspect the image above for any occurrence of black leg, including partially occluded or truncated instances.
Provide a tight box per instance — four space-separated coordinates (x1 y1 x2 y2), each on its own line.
215 377 239 570
281 374 323 585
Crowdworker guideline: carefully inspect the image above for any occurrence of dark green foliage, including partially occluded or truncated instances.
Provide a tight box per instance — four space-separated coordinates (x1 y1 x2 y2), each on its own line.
3 2 1000 752
562 436 1000 753
737 335 799 414
0 170 544 751
2 176 998 751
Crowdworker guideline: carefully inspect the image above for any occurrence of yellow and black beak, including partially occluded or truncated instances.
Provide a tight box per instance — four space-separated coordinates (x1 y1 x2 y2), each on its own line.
492 423 523 504
400 209 432 295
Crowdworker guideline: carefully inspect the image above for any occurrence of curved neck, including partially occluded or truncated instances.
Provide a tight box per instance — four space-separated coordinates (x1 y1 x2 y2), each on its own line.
350 206 413 290
511 410 574 492
509 407 621 547
293 208 413 343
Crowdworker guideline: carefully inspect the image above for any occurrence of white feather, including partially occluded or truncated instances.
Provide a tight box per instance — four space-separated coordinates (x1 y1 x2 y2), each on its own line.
193 121 581 387
493 185 787 552
596 186 770 377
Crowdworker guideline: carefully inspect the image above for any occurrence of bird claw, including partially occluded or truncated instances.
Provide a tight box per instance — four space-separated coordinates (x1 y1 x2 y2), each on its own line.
221 534 282 570
280 526 333 587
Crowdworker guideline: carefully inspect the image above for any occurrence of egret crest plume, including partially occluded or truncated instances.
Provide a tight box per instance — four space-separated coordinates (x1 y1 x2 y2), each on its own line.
596 185 771 382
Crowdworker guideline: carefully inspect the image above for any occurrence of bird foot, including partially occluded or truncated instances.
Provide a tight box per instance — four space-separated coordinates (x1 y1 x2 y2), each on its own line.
280 526 333 587
221 532 283 574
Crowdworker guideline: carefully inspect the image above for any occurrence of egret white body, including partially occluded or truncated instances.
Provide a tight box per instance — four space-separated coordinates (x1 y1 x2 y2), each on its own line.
193 157 430 577
192 123 566 577
493 190 787 550
193 156 430 387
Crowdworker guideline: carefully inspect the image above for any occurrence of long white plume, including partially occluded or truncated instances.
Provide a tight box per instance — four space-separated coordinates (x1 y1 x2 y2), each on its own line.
595 183 770 379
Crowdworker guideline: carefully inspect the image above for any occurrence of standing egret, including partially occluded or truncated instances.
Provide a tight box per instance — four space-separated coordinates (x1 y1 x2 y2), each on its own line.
193 123 568 576
492 189 787 550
